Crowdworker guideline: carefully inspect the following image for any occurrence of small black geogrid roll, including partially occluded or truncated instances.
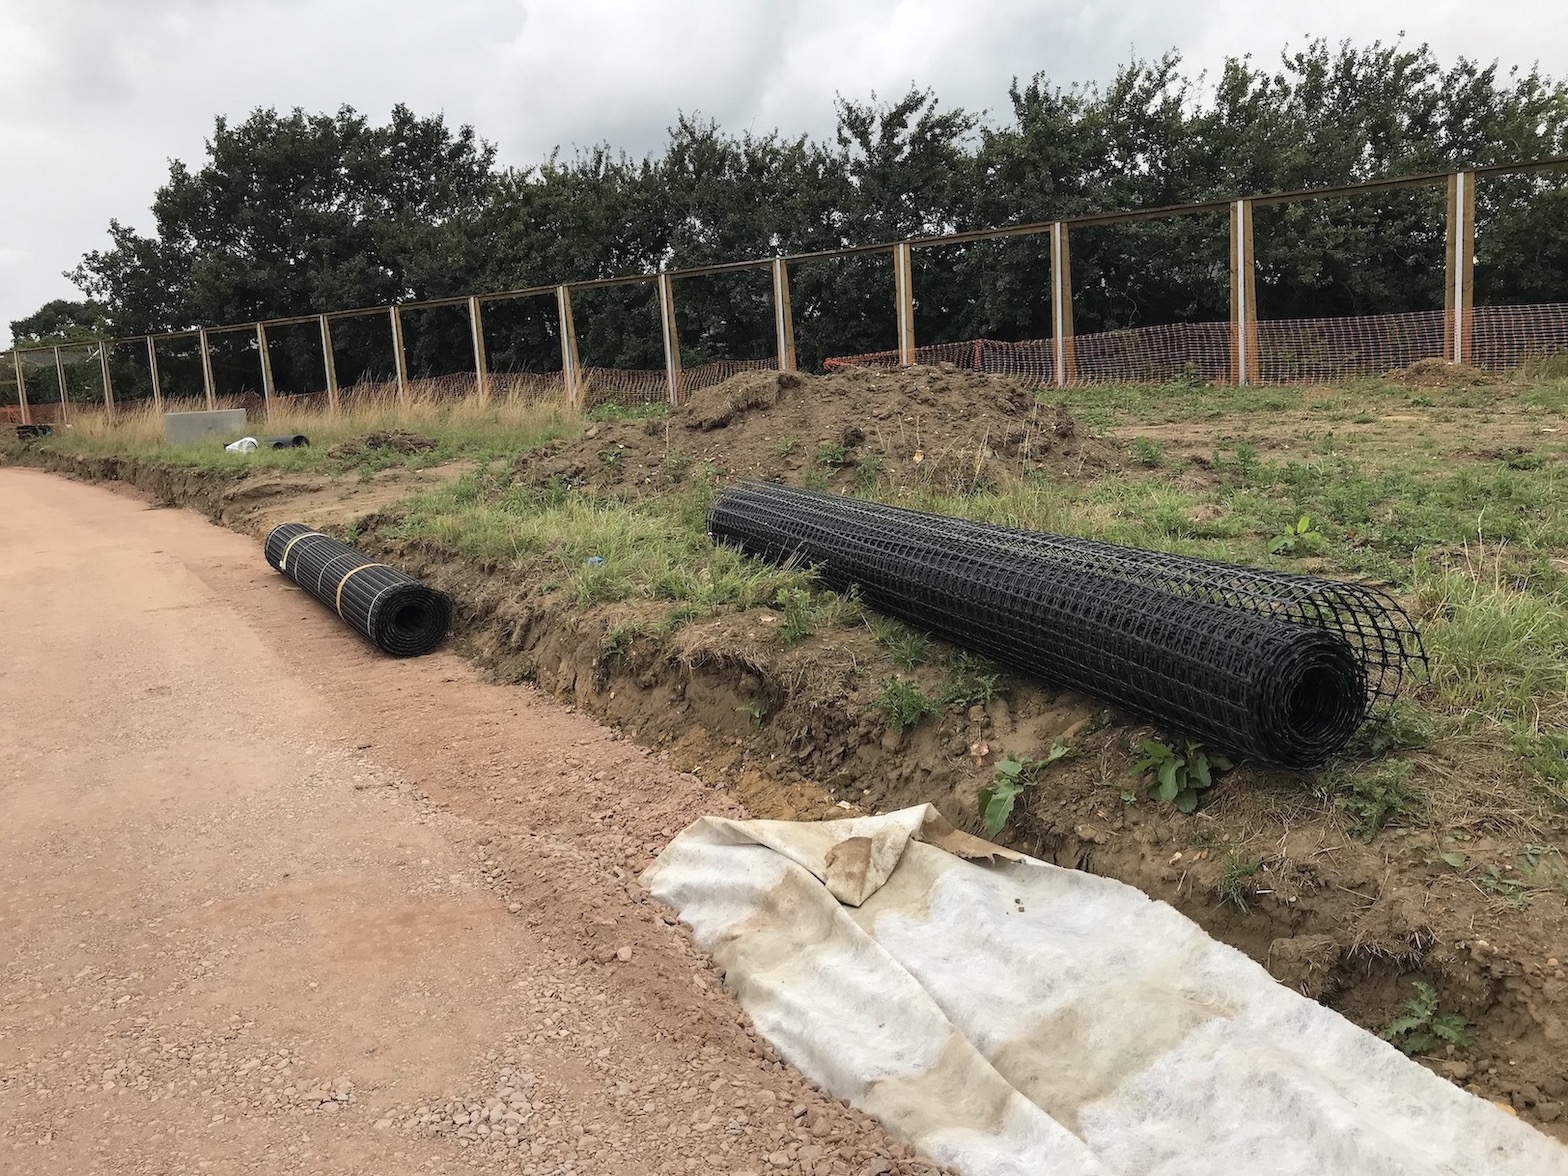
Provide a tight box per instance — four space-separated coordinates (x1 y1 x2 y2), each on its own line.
264 522 451 657
708 482 1426 768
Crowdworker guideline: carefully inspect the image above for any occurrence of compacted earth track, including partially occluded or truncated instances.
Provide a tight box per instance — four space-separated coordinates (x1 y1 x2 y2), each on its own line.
0 469 938 1176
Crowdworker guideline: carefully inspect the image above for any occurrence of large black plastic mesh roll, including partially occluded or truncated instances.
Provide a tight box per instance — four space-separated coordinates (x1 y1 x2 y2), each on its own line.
264 522 451 657
708 482 1425 768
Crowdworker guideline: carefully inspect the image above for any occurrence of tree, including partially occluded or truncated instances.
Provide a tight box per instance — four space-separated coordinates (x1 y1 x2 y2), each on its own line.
20 42 1568 384
10 299 108 345
69 104 500 390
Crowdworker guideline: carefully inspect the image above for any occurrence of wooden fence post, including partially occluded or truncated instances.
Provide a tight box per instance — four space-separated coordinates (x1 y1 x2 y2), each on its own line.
1229 199 1259 385
468 295 491 404
256 323 276 421
53 346 70 422
771 257 797 372
198 328 217 409
12 348 29 426
146 337 163 415
556 285 582 409
657 273 683 406
99 341 115 414
319 315 340 412
390 306 410 405
1446 170 1476 365
1050 222 1077 386
894 241 916 365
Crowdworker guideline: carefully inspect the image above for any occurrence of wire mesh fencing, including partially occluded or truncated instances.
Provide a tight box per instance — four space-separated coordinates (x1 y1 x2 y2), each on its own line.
708 482 1426 769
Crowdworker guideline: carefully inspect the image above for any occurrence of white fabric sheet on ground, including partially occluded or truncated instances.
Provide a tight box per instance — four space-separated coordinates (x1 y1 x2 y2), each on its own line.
641 805 1567 1176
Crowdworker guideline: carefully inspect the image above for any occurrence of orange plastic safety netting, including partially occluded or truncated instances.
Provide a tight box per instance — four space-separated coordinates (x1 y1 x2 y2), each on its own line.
581 358 777 409
824 304 1568 386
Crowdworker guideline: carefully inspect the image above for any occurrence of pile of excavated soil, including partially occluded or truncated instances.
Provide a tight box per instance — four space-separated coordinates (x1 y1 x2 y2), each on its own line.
519 365 1118 496
328 429 440 458
1385 358 1501 388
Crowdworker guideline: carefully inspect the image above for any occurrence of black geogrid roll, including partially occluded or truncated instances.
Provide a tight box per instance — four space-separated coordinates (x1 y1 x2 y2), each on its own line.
264 522 451 657
708 482 1426 768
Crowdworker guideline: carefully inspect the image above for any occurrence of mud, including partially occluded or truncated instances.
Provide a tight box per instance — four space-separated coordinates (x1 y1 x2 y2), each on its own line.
11 366 1568 1141
1385 358 1501 388
521 365 1115 498
327 428 441 458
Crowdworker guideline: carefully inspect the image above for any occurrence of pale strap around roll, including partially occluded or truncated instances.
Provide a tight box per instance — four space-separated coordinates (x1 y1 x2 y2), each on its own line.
334 563 390 618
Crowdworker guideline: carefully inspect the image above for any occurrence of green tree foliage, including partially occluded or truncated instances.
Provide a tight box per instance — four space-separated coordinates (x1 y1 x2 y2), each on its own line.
69 105 498 392
34 39 1568 387
9 299 108 345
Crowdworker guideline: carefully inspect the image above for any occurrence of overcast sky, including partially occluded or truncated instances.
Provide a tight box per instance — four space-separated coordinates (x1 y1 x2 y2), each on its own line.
2 0 1564 346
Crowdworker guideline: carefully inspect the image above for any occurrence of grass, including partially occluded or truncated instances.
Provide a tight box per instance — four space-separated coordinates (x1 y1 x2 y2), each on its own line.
10 368 1568 839
869 616 931 668
1217 850 1264 911
940 652 1001 709
388 471 806 614
5 392 579 475
874 678 938 734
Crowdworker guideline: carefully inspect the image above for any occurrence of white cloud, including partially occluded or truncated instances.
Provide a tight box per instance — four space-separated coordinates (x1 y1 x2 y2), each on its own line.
1 0 1565 345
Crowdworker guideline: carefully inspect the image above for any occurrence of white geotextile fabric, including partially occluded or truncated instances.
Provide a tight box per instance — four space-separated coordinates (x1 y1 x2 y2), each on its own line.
642 805 1566 1176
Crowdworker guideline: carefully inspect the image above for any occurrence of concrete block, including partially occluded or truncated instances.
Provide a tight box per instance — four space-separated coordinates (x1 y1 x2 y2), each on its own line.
163 409 248 446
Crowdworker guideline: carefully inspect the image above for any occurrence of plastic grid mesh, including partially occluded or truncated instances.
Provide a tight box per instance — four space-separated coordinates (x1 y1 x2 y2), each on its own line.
708 483 1426 768
264 523 451 657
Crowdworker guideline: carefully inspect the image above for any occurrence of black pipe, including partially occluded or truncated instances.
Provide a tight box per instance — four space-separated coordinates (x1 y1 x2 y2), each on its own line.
263 523 450 657
707 482 1424 768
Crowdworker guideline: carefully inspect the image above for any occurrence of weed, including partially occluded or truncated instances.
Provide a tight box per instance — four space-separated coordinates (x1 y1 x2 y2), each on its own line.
854 453 883 492
1131 437 1166 468
602 620 664 661
598 447 623 468
1133 739 1233 813
1477 865 1532 906
874 678 937 735
869 616 930 668
1345 701 1431 757
1268 513 1324 555
775 587 819 645
664 450 694 477
1352 413 1376 424
941 653 1001 708
1323 761 1421 839
736 701 766 726
978 739 1071 835
1503 449 1545 471
1382 980 1470 1055
1517 350 1568 380
1230 442 1262 483
774 438 800 457
803 470 830 491
815 442 848 468
1217 850 1264 911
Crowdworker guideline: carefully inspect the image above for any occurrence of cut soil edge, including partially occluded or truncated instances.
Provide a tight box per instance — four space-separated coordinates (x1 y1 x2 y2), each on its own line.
12 445 1567 1141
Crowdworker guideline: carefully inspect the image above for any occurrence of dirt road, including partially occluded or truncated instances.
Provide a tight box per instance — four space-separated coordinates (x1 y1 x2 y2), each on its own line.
0 469 935 1176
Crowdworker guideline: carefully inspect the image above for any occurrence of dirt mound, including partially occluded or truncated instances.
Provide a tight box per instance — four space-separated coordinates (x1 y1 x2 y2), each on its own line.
328 429 439 458
519 364 1116 496
1385 358 1500 388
